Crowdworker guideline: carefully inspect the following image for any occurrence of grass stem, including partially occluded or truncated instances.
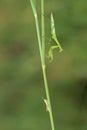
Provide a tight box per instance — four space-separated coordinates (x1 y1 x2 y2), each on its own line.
30 0 55 130
41 1 55 130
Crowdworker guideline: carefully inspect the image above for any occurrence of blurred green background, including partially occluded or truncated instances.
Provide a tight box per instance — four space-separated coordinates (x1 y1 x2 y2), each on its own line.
0 0 87 130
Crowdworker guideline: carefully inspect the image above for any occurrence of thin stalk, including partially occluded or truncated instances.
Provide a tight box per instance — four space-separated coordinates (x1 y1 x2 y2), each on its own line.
42 70 55 130
30 0 55 130
30 0 42 62
41 0 55 130
34 14 42 62
41 0 45 64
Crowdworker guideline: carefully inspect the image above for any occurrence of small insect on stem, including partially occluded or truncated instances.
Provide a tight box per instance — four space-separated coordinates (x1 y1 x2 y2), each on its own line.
47 13 63 61
42 98 50 112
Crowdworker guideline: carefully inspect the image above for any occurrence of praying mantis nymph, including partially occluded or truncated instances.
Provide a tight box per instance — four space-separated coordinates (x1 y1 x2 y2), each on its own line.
48 13 63 61
42 97 50 112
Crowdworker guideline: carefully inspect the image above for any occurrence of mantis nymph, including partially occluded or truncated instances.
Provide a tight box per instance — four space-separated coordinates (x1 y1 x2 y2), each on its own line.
48 13 63 61
43 98 50 112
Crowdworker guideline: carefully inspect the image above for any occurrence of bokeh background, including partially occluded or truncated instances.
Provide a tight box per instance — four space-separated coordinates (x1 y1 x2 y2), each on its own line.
0 0 87 130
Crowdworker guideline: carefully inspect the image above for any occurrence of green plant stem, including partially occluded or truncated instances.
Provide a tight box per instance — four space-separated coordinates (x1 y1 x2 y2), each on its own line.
34 14 42 62
30 0 55 130
30 0 42 62
41 1 55 130
42 67 55 130
41 0 45 64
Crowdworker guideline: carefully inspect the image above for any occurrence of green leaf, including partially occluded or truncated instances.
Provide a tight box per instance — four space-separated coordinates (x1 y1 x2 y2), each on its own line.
30 0 37 15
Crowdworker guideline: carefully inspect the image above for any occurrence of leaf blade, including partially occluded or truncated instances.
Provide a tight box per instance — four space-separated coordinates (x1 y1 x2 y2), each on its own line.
30 0 37 15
